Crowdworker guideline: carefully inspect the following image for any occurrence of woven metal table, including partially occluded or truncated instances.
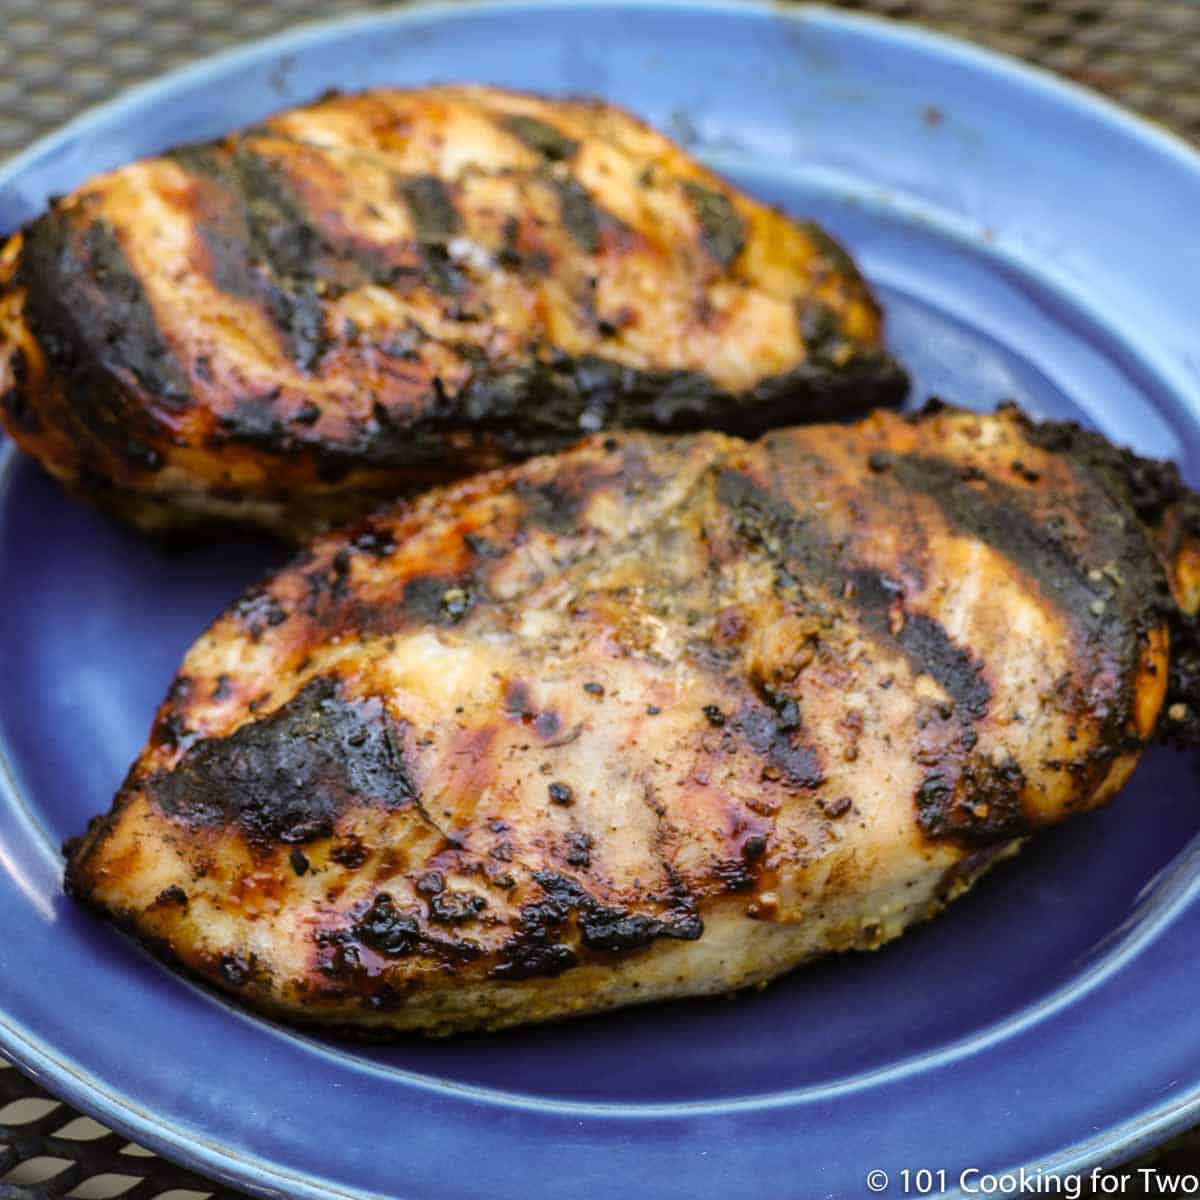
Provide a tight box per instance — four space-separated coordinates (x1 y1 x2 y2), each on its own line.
1 1 1198 1196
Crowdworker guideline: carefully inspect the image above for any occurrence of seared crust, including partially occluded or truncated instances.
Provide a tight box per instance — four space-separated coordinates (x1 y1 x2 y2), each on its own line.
0 85 906 537
65 405 1194 1035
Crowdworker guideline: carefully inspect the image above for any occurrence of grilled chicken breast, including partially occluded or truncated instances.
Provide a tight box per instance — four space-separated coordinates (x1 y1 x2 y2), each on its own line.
0 85 905 537
65 405 1200 1035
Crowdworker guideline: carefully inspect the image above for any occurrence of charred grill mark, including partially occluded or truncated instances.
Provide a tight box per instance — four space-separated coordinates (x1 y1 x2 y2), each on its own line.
739 352 908 427
313 928 362 978
497 212 551 276
898 615 990 718
153 712 192 751
402 576 476 625
417 246 467 296
547 781 574 806
862 435 1171 829
450 350 903 461
311 399 451 474
499 114 579 162
1021 417 1196 611
353 892 420 956
846 567 990 720
350 523 398 559
734 700 825 789
716 465 1029 841
513 477 585 533
156 885 188 907
489 867 704 981
429 889 487 924
399 175 461 242
528 870 702 961
552 176 601 255
798 219 859 277
20 212 187 465
451 360 621 447
795 300 879 380
213 392 293 454
536 871 703 953
797 302 839 358
302 550 350 612
226 146 329 281
489 879 580 981
416 871 445 896
464 531 505 560
196 211 263 299
149 677 417 849
883 453 1128 640
316 892 484 986
233 586 288 640
164 141 228 187
916 754 1028 844
262 281 327 373
182 145 342 371
718 467 987 725
1022 414 1194 529
184 142 449 369
1 348 38 432
682 182 745 268
31 217 189 405
218 953 254 988
1008 416 1200 747
711 817 775 895
201 152 334 369
222 340 904 478
1164 637 1200 745
882 450 1165 788
222 153 343 369
564 832 593 868
297 539 486 640
716 466 838 593
489 943 577 982
330 837 369 869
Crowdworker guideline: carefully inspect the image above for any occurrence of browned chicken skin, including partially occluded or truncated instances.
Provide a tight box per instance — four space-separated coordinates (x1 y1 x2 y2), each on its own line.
65 405 1200 1035
0 85 905 537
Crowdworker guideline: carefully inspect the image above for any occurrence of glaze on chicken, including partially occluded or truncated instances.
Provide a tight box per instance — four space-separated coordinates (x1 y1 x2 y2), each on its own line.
65 405 1200 1035
0 85 905 537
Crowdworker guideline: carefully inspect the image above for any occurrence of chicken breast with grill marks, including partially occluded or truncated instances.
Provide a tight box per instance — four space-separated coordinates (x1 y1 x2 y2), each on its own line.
0 85 905 537
64 404 1200 1035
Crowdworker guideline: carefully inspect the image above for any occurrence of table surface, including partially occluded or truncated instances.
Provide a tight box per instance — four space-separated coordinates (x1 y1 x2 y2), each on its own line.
1 1 1198 1197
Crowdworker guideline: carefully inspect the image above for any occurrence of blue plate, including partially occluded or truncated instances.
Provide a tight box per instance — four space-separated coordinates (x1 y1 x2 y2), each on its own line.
2 4 1199 1197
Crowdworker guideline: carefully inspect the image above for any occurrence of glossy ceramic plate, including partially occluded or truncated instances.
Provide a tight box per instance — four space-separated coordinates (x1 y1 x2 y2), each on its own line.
1 4 1199 1197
